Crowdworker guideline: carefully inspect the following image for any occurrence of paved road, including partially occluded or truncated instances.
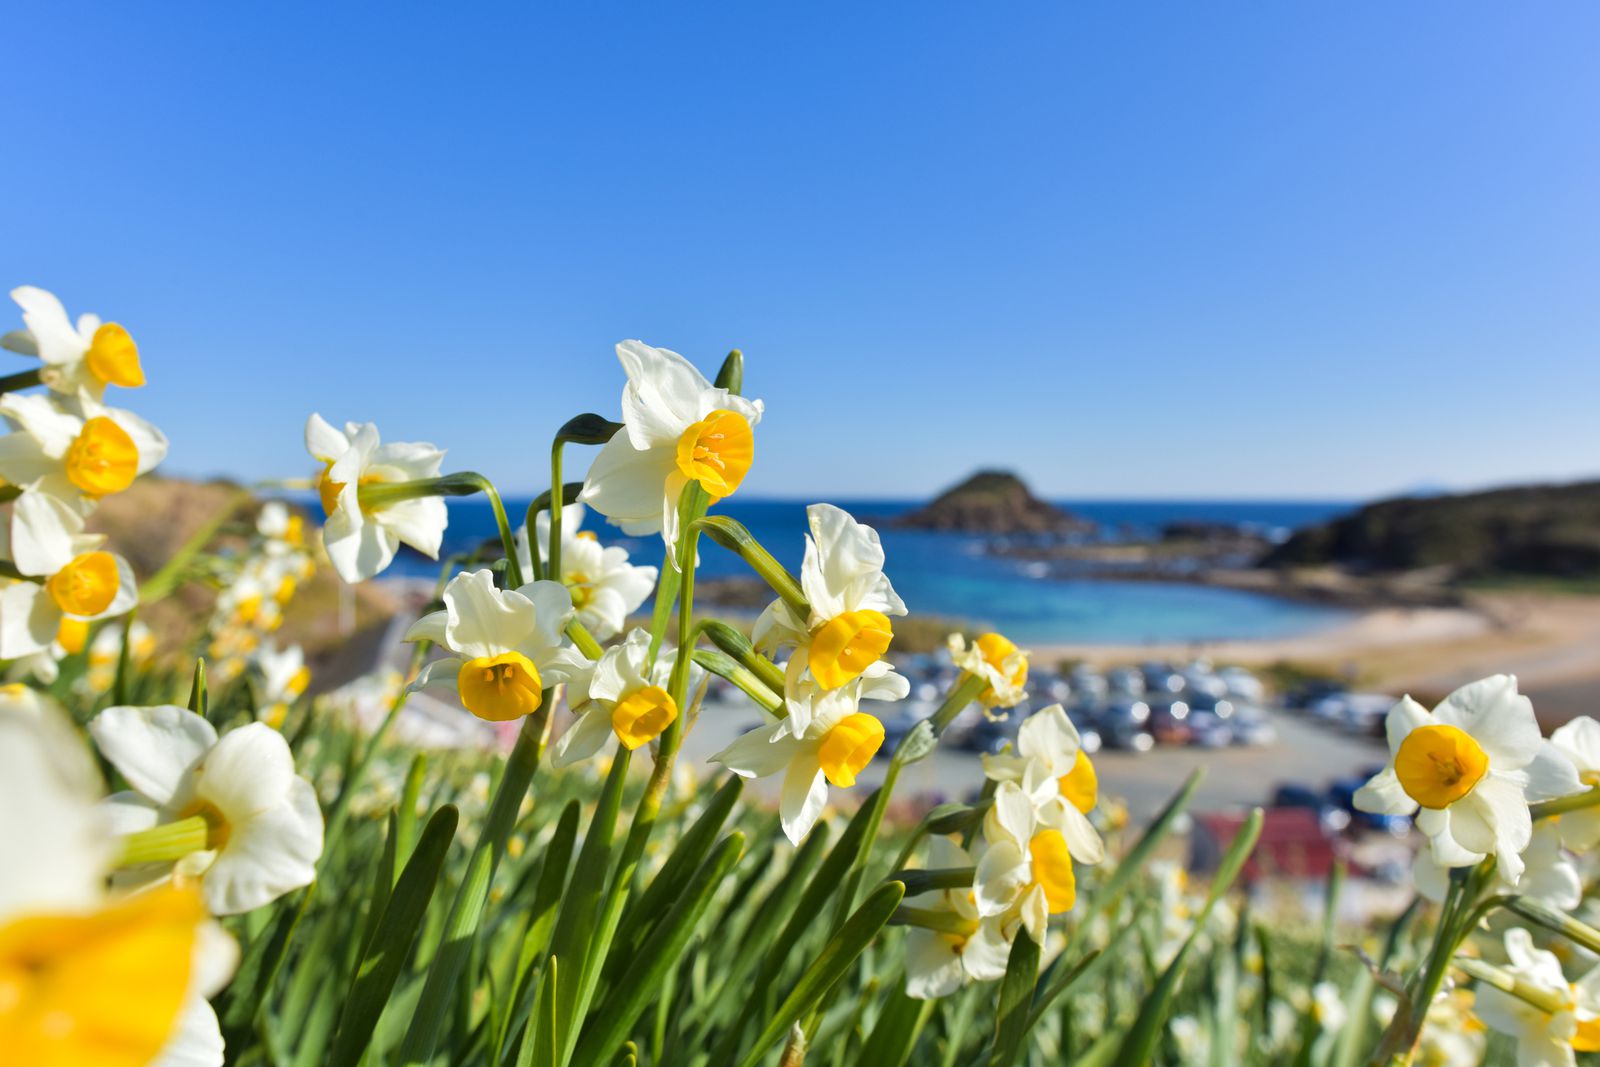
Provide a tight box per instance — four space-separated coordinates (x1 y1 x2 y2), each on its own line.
677 700 1388 826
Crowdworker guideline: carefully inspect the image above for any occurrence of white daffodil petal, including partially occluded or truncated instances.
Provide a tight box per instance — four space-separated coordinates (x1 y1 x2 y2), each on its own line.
1433 674 1542 770
1383 695 1434 752
89 705 218 807
711 722 798 779
904 929 965 1000
0 581 60 658
201 776 322 915
778 756 829 845
551 709 617 768
380 496 447 559
1525 741 1584 802
1354 767 1418 816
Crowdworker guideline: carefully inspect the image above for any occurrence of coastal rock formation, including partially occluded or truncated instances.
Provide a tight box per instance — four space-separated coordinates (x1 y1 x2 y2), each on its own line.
1264 480 1600 578
894 470 1095 536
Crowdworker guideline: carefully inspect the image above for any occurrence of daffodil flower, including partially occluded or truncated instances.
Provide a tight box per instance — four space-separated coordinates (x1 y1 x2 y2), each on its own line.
1473 928 1600 1067
0 491 137 658
948 631 1029 714
256 501 308 557
711 661 907 844
902 836 1015 999
1413 822 1581 911
1549 716 1600 852
752 504 906 731
305 413 448 583
90 705 324 915
981 703 1101 818
1 700 229 1067
579 341 763 553
515 503 657 640
251 642 310 729
403 569 588 722
1353 676 1580 884
974 778 1100 931
6 285 147 399
0 391 167 511
553 629 690 766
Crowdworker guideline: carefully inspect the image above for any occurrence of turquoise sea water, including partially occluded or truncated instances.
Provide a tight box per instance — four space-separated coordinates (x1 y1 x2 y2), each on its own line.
403 497 1357 645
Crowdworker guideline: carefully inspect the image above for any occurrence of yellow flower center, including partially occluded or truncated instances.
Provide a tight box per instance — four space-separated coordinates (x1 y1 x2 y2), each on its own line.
287 665 311 698
274 576 297 604
817 712 885 788
610 685 679 750
808 610 894 690
46 552 120 617
0 886 200 1067
64 417 140 498
318 465 384 518
674 409 754 500
973 632 1027 704
1028 829 1077 913
1058 749 1098 814
457 651 543 722
1394 723 1489 809
284 514 305 547
83 323 145 389
1571 1001 1600 1051
567 573 594 609
234 594 262 625
175 799 233 852
55 617 89 655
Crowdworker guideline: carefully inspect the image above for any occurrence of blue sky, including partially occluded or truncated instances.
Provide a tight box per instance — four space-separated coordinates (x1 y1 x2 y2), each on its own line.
5 3 1598 500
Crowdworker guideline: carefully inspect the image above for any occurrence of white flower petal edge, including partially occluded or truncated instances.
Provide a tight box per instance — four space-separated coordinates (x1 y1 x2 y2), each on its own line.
90 706 324 915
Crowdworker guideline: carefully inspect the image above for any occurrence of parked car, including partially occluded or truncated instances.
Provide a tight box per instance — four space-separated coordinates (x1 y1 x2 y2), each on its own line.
1228 704 1277 746
1219 666 1266 705
954 714 1019 755
1268 783 1351 833
1187 708 1233 748
1106 666 1144 697
1096 699 1154 752
1147 698 1192 746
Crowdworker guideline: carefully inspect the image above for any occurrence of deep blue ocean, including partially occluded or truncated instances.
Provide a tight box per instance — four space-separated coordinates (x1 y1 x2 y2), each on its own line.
385 497 1357 645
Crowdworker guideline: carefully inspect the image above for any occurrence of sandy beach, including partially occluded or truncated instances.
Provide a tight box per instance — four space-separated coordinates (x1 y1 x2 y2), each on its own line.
1033 590 1600 725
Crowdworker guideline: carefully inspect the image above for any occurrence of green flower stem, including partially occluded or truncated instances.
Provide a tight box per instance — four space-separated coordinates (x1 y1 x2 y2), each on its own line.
929 674 988 736
118 815 212 866
891 866 978 894
559 484 708 1066
1453 956 1567 1015
1507 896 1600 954
0 560 31 582
359 472 523 588
548 438 566 585
0 368 43 394
566 619 604 660
691 648 783 713
890 906 979 937
1531 786 1600 819
833 672 989 929
699 619 786 696
521 482 586 582
690 515 809 619
398 699 552 1065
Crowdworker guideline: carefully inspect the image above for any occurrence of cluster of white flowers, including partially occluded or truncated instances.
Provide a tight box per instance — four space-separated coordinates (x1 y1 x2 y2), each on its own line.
0 287 158 678
0 290 324 1066
206 503 317 712
1354 678 1600 1064
902 704 1105 998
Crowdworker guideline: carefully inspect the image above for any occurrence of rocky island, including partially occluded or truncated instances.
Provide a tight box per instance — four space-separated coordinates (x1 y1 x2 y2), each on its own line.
893 470 1096 536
